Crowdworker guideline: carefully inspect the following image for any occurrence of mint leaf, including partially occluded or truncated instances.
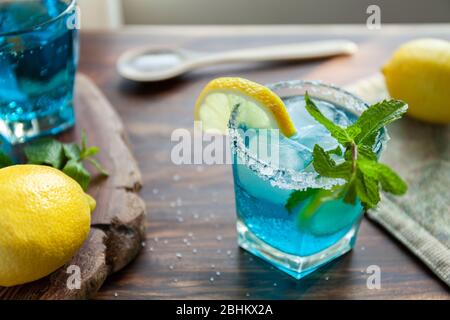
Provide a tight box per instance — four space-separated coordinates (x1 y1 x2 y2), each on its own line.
358 160 407 195
350 100 407 145
342 179 357 205
355 170 380 209
79 130 108 176
347 125 362 139
285 188 318 213
63 143 82 160
313 145 352 179
0 152 13 168
23 133 108 190
345 144 377 162
81 146 100 159
25 138 65 169
305 93 353 145
327 146 343 156
296 187 343 228
358 145 377 161
63 159 91 191
87 158 109 176
81 131 88 152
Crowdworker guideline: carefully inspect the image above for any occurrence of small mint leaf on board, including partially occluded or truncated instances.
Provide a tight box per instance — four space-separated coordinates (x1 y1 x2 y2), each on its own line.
63 143 82 160
23 133 108 191
63 159 91 191
349 100 407 145
87 158 109 176
358 160 407 195
81 146 100 159
0 152 13 168
24 138 65 169
81 130 88 152
305 92 352 145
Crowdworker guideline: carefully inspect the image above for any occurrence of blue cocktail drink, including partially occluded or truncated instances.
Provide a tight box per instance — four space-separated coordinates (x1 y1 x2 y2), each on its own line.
0 0 78 144
229 81 387 279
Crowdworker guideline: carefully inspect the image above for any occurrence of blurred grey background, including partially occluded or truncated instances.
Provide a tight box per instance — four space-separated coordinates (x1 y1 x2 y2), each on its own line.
78 0 450 29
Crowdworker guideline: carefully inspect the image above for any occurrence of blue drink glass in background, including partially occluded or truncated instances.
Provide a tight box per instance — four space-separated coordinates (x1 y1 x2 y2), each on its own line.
0 0 78 144
229 81 387 279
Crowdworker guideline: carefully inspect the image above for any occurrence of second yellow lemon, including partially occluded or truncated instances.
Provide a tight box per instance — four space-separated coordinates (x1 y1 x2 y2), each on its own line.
382 38 450 124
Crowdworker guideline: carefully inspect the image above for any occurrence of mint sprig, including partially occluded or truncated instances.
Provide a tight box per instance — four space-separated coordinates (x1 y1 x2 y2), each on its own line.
24 132 108 190
286 93 408 217
0 132 107 191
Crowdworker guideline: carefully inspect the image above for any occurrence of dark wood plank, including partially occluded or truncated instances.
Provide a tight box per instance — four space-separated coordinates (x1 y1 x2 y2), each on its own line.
77 26 450 299
0 75 146 299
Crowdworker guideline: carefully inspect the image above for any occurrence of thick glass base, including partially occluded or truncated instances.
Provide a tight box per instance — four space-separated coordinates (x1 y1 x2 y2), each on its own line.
0 103 75 145
237 217 358 279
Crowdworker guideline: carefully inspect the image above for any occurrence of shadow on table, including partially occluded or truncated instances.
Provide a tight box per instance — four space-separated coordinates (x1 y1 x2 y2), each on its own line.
235 247 355 299
116 58 330 97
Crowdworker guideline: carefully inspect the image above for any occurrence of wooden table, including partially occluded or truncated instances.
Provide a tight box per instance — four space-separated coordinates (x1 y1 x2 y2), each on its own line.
78 25 450 300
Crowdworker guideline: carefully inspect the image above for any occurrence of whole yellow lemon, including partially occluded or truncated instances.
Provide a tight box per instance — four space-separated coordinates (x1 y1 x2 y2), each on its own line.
0 165 95 287
382 38 450 124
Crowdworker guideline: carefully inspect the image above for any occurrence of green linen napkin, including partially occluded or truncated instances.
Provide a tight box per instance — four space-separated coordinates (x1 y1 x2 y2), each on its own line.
346 74 450 287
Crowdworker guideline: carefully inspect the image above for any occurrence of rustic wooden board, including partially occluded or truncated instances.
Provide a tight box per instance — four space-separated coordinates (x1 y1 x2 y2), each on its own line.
0 74 146 300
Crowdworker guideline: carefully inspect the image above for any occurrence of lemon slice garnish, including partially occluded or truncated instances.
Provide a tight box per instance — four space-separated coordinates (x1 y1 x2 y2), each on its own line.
194 77 297 137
